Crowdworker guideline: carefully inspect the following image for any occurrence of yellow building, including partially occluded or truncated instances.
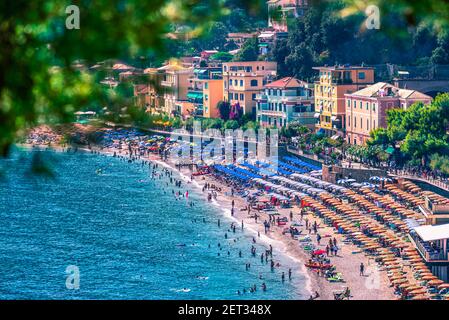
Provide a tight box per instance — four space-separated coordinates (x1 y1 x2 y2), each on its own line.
313 65 374 135
222 61 277 115
158 63 193 115
203 79 224 118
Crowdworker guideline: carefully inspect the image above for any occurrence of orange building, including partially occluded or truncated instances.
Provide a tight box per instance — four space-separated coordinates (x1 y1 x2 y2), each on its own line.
203 79 224 118
222 61 277 115
313 65 374 135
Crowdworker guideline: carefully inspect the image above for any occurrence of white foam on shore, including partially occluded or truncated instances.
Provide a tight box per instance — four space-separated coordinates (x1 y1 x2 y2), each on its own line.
30 145 313 297
120 157 313 297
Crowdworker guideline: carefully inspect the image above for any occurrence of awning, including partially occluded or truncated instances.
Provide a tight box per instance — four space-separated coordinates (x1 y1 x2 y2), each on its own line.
413 224 449 242
187 92 203 100
314 113 320 118
331 116 338 121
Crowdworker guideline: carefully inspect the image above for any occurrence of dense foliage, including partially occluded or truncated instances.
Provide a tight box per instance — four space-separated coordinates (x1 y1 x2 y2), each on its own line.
368 93 449 166
270 0 449 80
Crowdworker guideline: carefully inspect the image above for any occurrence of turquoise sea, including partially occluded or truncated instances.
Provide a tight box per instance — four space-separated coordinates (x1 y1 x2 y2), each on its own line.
0 149 307 299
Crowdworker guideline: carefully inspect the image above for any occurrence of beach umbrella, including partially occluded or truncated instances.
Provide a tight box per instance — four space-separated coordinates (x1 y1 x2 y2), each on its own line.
392 279 408 285
438 283 449 290
409 288 428 295
410 295 428 300
427 279 444 286
420 275 438 281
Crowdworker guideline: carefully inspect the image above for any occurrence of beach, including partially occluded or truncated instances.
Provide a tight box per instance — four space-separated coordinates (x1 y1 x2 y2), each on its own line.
17 124 445 300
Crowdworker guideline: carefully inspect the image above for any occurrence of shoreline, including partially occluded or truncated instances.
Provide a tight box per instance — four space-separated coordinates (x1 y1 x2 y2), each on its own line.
17 141 395 300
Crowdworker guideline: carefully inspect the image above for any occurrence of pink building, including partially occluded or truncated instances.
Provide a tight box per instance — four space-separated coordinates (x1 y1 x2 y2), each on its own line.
345 82 432 145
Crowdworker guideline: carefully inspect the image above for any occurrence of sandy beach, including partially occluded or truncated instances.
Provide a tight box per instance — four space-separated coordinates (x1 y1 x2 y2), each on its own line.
19 125 419 300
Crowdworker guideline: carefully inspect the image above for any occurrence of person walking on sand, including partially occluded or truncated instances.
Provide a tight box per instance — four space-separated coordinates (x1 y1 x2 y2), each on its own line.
316 233 321 245
360 262 365 276
281 272 285 283
288 268 292 281
289 211 293 221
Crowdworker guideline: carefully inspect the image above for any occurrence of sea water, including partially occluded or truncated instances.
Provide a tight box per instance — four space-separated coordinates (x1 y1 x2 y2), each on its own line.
0 149 308 299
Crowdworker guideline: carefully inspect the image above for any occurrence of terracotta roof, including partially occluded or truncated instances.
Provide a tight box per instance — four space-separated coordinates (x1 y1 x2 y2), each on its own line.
134 85 149 95
265 77 307 89
348 82 432 100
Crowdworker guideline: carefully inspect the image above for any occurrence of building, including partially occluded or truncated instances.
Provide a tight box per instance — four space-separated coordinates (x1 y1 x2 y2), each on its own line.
258 30 288 56
203 78 224 118
200 50 219 61
223 61 277 116
186 67 223 117
226 33 258 48
133 68 165 113
158 63 193 115
419 197 449 226
345 82 432 145
313 65 375 136
409 223 449 282
267 0 308 32
256 77 315 128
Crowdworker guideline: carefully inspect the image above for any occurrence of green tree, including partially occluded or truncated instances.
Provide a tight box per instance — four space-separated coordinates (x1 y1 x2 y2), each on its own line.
217 101 231 120
233 37 259 61
224 120 239 130
210 52 234 62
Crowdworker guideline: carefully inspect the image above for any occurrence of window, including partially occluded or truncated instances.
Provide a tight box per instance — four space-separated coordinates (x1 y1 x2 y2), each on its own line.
229 79 232 86
366 102 369 110
354 117 356 128
360 117 362 129
250 79 258 87
373 103 376 112
229 93 233 100
204 83 209 89
367 119 369 130
252 93 256 100
240 94 244 101
205 94 209 101
240 80 243 87
359 72 365 80
234 79 238 86
347 99 350 108
360 101 362 109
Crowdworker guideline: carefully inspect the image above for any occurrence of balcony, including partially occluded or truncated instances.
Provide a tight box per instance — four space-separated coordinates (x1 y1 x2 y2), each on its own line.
409 231 449 262
258 109 286 118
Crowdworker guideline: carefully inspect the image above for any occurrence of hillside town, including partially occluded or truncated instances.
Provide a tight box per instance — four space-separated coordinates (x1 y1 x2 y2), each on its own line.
4 0 449 303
